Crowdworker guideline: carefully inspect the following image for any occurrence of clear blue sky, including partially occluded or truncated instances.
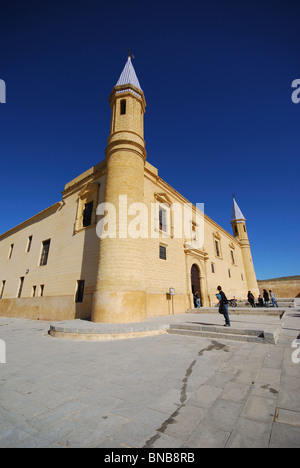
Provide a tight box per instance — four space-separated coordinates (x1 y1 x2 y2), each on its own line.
0 0 299 280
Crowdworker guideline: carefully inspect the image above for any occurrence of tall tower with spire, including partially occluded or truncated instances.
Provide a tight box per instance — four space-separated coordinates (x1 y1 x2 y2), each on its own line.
231 197 259 296
91 56 147 323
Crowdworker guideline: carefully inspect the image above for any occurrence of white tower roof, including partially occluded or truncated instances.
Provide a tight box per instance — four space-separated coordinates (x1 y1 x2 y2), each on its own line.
231 197 246 222
116 56 142 91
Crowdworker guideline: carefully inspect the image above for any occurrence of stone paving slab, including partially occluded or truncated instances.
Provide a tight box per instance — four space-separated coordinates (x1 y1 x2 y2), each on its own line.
0 308 299 448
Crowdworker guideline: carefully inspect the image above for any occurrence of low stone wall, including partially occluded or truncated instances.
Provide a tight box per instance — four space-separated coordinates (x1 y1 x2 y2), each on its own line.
0 295 92 321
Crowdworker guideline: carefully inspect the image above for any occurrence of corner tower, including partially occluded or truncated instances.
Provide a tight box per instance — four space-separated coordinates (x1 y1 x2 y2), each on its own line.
92 56 147 323
231 197 259 296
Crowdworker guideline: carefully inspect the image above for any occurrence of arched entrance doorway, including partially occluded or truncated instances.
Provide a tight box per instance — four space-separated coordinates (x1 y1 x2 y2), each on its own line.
191 264 202 306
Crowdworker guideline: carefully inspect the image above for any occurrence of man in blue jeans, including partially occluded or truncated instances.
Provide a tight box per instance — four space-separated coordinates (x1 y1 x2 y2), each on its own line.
269 290 279 308
217 286 231 327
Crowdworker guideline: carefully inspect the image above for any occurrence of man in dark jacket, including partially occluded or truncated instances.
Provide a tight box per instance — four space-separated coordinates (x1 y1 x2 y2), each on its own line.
217 286 231 327
263 289 270 308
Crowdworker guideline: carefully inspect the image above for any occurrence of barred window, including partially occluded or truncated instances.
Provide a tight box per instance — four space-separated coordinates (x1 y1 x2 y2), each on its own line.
159 245 167 260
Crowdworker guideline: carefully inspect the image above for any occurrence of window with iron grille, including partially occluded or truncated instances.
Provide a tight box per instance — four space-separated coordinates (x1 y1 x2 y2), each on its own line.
159 245 167 260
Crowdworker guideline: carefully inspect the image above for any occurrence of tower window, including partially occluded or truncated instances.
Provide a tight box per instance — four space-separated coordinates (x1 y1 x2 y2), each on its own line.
234 226 238 236
211 263 215 273
120 99 126 115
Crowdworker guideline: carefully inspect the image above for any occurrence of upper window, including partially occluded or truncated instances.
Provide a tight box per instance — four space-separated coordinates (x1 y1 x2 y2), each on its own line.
40 240 51 266
215 240 220 258
231 249 235 265
83 201 94 227
120 99 126 115
8 244 14 259
26 235 33 253
159 207 167 232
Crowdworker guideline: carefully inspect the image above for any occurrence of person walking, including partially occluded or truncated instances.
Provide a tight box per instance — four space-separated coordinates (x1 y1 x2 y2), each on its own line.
269 290 279 308
263 289 270 308
194 291 201 308
247 291 256 308
217 286 231 327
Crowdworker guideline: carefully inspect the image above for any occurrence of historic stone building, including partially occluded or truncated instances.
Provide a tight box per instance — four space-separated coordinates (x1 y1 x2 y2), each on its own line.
0 57 259 323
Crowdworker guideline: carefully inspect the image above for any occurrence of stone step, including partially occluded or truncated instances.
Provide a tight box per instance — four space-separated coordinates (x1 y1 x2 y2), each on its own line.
167 323 281 345
187 308 285 318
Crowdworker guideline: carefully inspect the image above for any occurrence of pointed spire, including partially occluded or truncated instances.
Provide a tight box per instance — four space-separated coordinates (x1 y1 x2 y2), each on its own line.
231 196 246 222
115 56 142 91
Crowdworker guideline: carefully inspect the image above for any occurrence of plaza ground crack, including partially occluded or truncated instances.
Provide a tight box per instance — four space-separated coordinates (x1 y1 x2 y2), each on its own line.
144 340 230 448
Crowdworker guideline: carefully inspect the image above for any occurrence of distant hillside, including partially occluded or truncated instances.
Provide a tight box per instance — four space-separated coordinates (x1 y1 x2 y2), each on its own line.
257 276 300 298
258 275 300 282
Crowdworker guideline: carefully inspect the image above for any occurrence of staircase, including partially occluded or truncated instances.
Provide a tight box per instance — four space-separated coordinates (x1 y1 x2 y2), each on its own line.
167 323 281 345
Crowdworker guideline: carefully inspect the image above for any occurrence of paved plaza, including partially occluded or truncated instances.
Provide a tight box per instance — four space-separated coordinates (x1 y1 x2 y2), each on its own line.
0 307 300 448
